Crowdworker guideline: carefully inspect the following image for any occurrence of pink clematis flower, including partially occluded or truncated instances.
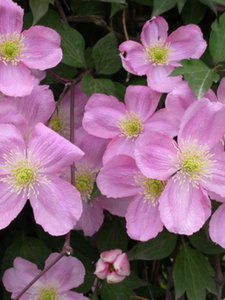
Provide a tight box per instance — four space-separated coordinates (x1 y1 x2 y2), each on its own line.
2 253 88 299
97 155 164 241
135 99 225 235
49 84 89 139
94 249 130 284
0 83 55 134
119 16 207 93
83 85 175 163
0 123 84 235
0 0 62 96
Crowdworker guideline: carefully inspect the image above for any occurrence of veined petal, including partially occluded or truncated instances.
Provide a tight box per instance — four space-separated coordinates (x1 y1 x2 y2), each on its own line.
22 26 62 70
135 131 179 180
126 196 163 241
141 17 168 47
30 177 82 236
159 179 211 235
99 196 131 217
125 85 161 121
0 0 23 35
28 123 84 174
217 78 225 104
209 204 225 248
83 93 125 139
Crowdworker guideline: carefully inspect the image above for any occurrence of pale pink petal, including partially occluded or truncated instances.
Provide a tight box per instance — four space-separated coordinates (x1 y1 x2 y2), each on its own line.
0 62 34 97
30 177 82 236
146 65 182 93
62 291 89 300
125 85 161 121
101 249 122 263
141 16 168 47
0 0 23 35
28 123 84 174
83 94 125 139
97 155 140 198
99 196 131 217
209 204 225 248
135 131 179 180
217 78 225 104
0 181 27 229
0 102 26 133
119 41 150 75
167 25 207 61
75 127 109 171
178 99 225 149
22 26 62 70
114 253 130 276
2 258 39 295
145 108 180 138
159 179 211 235
76 200 104 236
205 89 218 102
43 253 85 291
103 137 135 165
126 197 163 241
106 272 125 284
94 259 108 279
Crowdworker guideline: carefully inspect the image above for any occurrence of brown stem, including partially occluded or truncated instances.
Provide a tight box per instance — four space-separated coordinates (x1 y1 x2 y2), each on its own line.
54 0 68 25
70 84 75 185
122 9 129 41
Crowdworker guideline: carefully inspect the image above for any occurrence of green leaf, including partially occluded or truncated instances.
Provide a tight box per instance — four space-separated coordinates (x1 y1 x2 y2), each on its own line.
181 0 207 24
100 281 135 300
29 0 51 24
93 217 128 252
209 12 225 64
59 26 86 68
129 230 177 261
1 236 51 271
177 0 187 12
213 0 225 4
93 33 121 75
110 3 126 17
172 60 219 98
173 246 216 300
98 0 126 3
199 0 217 13
152 0 177 16
189 228 225 255
81 74 116 96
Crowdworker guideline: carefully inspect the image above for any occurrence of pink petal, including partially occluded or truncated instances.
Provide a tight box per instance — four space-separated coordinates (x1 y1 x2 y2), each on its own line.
28 123 84 174
119 41 150 75
135 131 179 180
97 155 140 198
146 65 182 93
0 181 27 229
103 137 136 165
124 85 161 121
0 102 26 133
62 291 89 300
217 78 225 104
209 204 225 248
106 271 125 284
76 200 104 236
114 253 130 276
30 177 82 236
159 179 211 235
22 26 62 70
99 196 131 217
101 249 122 263
141 16 168 47
167 25 207 61
75 127 109 171
178 99 225 149
94 258 108 279
82 94 125 139
0 0 23 35
43 253 85 291
126 196 163 241
0 62 34 97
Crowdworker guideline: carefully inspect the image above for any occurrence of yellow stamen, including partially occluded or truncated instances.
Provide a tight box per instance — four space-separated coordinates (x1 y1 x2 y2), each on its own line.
0 32 25 65
118 112 143 139
146 42 170 65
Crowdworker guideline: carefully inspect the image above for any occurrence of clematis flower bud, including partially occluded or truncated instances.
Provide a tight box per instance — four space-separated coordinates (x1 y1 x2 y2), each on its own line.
94 249 130 284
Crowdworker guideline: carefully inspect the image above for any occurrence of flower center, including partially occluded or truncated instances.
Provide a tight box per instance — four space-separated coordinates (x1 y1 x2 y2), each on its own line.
49 117 63 133
75 171 95 201
146 42 170 65
118 113 143 139
0 33 25 65
0 150 48 197
39 288 58 300
108 264 115 273
174 139 215 187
